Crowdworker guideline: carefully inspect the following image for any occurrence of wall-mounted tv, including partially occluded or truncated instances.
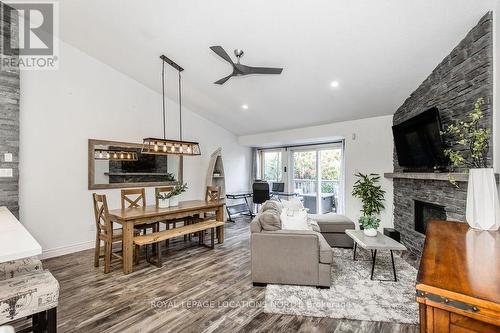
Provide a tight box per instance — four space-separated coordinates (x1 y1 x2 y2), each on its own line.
392 107 449 171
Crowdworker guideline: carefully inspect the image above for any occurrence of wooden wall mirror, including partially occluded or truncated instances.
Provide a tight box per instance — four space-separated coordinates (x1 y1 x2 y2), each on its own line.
88 139 183 190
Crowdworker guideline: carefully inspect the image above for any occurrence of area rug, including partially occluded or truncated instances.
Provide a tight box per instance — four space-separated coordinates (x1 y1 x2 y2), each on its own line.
264 248 419 324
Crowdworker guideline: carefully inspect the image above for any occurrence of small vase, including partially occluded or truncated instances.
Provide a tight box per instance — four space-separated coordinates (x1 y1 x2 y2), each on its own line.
363 228 377 237
169 196 179 207
466 168 500 231
158 198 169 208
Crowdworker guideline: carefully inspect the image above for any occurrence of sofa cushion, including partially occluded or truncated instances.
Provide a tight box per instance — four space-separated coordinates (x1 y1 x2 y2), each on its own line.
308 219 321 232
310 213 355 233
0 270 59 324
261 200 282 215
317 233 333 264
0 257 43 281
259 211 281 231
281 209 309 231
250 217 262 233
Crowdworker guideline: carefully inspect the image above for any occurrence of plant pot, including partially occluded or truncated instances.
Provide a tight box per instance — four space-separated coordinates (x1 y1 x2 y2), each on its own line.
158 198 169 208
363 228 378 237
466 168 500 231
169 195 179 207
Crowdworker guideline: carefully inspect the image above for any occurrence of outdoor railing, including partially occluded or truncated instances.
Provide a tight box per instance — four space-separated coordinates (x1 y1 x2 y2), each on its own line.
293 179 339 195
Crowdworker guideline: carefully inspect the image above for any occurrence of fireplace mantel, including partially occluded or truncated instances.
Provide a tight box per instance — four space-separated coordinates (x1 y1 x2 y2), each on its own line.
384 172 500 183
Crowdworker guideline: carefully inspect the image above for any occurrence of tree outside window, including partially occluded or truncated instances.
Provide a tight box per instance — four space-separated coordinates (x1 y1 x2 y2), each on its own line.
263 151 282 182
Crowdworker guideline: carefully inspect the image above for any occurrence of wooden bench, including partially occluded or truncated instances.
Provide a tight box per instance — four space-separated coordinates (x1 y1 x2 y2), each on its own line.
133 220 225 267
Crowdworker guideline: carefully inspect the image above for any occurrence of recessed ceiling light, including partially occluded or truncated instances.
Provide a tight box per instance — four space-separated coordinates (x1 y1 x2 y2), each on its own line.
330 81 340 88
242 104 249 110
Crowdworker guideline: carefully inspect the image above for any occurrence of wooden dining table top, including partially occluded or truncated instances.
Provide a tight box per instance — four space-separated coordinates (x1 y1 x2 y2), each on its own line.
108 199 225 221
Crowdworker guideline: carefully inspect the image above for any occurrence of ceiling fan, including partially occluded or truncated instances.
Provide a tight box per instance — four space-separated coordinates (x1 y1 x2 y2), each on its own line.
210 46 283 85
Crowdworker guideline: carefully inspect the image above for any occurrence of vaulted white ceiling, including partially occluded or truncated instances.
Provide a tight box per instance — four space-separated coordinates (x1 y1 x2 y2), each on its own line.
57 0 497 135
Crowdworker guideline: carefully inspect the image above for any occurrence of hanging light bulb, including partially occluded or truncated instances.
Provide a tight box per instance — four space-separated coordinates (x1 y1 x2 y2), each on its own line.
171 145 175 152
163 144 167 152
106 153 110 159
153 142 159 152
98 152 103 158
127 153 131 159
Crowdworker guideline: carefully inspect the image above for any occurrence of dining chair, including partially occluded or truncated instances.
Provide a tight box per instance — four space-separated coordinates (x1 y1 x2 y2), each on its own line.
193 186 221 225
93 193 140 273
121 188 160 266
155 186 174 207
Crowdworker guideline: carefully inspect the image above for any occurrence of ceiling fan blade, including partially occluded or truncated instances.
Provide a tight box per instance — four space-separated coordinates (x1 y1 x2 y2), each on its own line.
210 46 234 65
244 66 283 75
214 74 233 85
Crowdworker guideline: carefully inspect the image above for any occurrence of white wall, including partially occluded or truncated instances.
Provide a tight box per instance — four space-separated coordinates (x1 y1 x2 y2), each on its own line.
19 39 251 258
238 115 394 229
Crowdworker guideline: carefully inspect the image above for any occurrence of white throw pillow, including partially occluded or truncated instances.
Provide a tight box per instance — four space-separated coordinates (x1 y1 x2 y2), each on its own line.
281 208 309 231
281 197 304 213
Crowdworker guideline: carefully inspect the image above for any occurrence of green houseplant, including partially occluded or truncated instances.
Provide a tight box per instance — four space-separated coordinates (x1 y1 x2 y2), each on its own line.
351 173 385 236
165 183 188 207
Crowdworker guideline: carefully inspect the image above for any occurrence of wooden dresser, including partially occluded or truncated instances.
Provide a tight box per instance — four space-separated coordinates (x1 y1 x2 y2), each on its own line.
416 220 499 333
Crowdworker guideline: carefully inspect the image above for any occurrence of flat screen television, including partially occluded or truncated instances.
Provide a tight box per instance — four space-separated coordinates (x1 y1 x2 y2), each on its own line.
392 107 448 171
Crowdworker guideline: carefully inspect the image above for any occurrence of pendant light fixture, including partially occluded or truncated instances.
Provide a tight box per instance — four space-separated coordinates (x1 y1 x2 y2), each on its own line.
142 55 201 156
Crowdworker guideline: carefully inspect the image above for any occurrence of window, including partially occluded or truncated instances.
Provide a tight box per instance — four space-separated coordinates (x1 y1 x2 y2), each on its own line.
261 150 283 182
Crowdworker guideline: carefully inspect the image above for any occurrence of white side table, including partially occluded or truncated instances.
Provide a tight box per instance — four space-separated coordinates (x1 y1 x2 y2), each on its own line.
345 229 407 281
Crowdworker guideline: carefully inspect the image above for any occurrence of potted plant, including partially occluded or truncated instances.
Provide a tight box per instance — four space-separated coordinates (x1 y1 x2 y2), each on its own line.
441 97 499 230
156 192 170 208
352 173 386 236
166 183 188 207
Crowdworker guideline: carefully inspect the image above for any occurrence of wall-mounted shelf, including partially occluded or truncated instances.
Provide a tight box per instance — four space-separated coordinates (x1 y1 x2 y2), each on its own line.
384 172 499 183
206 148 226 198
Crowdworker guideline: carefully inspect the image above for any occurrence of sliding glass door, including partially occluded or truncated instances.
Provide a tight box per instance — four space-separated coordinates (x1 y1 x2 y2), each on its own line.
290 143 344 214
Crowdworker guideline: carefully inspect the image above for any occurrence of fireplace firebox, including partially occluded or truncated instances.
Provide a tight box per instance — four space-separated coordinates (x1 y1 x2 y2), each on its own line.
414 200 446 234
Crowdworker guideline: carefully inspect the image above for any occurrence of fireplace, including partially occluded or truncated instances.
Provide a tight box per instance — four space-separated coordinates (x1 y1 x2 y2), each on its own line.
414 200 446 235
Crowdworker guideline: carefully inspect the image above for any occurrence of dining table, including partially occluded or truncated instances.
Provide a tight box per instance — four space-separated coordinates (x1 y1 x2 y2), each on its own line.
108 200 225 274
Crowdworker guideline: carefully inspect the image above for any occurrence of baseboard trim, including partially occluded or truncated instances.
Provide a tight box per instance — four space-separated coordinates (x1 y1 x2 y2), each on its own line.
42 240 94 259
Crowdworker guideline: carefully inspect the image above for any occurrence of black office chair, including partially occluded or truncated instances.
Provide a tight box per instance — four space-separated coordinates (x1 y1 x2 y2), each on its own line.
253 181 270 214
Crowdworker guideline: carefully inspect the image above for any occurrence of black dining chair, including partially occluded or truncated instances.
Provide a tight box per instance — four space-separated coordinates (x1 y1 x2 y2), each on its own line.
253 181 270 213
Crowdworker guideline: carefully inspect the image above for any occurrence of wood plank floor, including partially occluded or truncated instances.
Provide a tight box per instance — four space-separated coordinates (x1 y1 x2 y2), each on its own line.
13 217 419 333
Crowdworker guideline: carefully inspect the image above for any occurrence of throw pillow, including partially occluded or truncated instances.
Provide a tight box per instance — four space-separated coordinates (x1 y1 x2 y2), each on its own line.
281 197 304 213
259 211 281 231
281 208 309 231
261 200 283 215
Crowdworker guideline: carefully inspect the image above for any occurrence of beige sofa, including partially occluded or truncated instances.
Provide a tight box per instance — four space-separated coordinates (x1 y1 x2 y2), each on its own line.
250 216 332 288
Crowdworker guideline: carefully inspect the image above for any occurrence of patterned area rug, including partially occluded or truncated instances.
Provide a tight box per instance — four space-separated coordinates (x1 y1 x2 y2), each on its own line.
264 248 419 324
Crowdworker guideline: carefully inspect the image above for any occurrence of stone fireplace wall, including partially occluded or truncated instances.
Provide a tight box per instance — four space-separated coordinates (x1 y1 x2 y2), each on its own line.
392 12 493 258
0 4 20 217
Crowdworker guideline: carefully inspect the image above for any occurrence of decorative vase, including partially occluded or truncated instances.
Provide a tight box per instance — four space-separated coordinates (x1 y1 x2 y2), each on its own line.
169 195 179 207
158 198 169 208
466 168 500 231
363 228 377 237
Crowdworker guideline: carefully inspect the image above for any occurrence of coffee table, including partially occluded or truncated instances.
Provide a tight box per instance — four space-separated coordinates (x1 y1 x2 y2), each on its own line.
345 229 407 282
